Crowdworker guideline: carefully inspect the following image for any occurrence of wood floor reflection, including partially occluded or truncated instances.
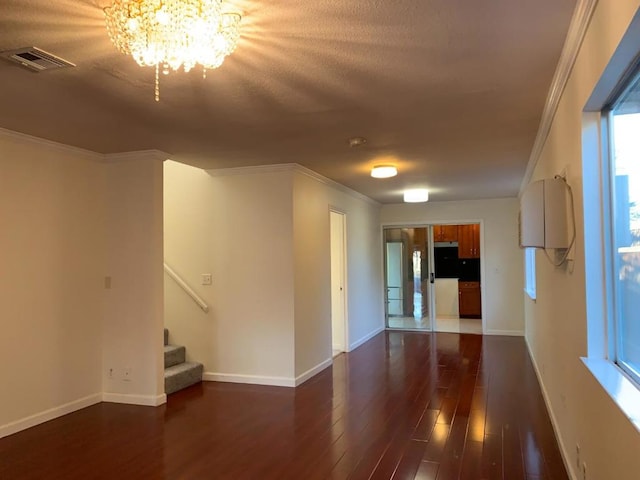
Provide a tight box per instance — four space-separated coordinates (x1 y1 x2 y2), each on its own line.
0 332 568 480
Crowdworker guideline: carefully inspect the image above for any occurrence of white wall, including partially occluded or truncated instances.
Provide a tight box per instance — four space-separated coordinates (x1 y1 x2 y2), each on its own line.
0 130 167 437
381 198 524 335
524 2 640 479
163 161 216 369
164 162 296 383
292 170 384 378
102 153 165 405
209 168 297 381
293 172 332 377
329 182 385 350
164 162 384 386
0 130 105 435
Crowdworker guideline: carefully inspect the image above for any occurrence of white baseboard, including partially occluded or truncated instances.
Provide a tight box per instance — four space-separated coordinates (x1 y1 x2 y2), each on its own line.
102 392 167 406
0 393 102 439
484 329 525 337
204 372 296 387
204 357 334 388
295 358 333 386
349 325 385 351
525 338 578 480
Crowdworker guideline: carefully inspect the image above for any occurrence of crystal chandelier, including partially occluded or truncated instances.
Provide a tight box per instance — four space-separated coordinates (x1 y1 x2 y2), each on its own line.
104 0 241 101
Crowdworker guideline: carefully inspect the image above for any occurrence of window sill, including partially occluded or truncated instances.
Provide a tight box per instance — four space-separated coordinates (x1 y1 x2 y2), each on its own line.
581 358 640 433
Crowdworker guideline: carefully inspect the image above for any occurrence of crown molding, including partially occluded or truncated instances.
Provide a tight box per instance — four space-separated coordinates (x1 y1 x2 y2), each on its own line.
207 163 298 177
0 126 172 164
103 150 171 163
519 0 599 196
292 164 380 206
0 126 104 161
208 163 379 206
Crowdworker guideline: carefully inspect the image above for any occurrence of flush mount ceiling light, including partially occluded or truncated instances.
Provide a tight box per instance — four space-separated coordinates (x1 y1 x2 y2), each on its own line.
371 165 398 179
403 189 429 203
104 0 241 101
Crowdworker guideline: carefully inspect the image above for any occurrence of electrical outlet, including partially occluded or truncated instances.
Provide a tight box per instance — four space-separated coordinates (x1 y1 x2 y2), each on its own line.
582 462 587 480
201 273 212 285
123 367 132 382
576 444 581 470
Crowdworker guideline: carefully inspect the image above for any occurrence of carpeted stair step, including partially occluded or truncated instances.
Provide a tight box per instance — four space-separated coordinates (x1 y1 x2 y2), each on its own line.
164 344 186 368
164 362 203 395
164 328 169 346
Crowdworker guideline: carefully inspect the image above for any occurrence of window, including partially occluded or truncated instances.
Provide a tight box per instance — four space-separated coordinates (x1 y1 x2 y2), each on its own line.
607 64 640 385
524 247 536 300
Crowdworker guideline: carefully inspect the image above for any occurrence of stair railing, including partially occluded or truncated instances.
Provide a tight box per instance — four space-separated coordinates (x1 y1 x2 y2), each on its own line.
163 262 210 313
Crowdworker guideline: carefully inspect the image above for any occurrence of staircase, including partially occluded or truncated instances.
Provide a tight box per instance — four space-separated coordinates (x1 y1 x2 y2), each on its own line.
164 328 204 395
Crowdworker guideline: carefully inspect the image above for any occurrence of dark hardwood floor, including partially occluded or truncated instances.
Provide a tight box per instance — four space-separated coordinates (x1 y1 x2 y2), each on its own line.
0 332 568 479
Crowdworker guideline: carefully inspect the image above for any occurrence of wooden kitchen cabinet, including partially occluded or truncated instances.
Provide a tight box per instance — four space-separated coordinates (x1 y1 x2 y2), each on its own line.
458 281 481 318
458 224 480 258
433 224 458 242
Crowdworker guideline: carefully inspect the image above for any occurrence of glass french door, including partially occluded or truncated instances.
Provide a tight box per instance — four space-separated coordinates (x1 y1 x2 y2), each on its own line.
384 226 435 331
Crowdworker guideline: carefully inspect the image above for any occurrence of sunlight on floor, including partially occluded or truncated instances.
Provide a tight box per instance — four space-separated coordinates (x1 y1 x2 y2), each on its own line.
387 316 430 330
436 315 483 334
387 315 483 334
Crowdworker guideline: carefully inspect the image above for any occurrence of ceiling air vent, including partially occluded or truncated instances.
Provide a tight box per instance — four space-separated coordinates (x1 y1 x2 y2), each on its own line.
0 47 75 72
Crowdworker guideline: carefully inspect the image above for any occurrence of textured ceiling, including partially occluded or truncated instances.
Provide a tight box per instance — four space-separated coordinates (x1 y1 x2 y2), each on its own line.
0 0 576 203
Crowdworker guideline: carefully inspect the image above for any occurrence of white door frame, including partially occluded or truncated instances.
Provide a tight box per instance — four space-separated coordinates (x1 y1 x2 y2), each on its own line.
382 226 435 330
426 225 436 331
330 209 348 352
381 222 485 334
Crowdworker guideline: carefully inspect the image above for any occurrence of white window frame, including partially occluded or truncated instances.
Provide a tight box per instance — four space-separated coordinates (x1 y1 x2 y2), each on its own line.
604 73 640 386
581 30 640 432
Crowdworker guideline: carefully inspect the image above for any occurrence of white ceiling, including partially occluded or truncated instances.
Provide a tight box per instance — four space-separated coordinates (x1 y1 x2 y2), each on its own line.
0 0 576 203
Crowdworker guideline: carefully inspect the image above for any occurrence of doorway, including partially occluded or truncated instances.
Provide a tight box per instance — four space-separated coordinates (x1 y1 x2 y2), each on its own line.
383 227 433 330
330 210 348 355
383 224 483 334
